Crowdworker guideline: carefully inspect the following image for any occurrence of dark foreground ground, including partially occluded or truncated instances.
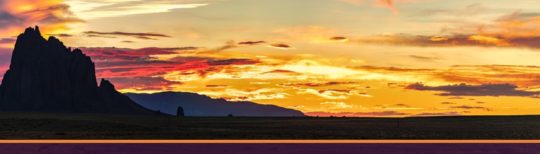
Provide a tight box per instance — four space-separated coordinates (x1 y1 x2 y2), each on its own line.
0 113 540 139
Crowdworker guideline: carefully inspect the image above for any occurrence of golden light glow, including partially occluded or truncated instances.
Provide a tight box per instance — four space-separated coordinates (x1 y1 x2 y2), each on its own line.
3 0 540 117
468 35 508 46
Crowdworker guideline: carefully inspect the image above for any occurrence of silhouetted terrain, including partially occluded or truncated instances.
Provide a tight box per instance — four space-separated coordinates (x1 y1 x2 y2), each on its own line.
0 26 152 115
0 113 539 139
127 92 305 117
0 26 304 117
1 27 539 140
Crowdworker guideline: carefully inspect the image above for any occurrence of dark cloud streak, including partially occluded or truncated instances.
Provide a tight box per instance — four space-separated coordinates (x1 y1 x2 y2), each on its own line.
406 83 540 97
84 31 171 40
450 105 492 111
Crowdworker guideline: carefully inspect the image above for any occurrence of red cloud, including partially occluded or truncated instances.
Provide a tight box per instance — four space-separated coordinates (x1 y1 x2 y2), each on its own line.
77 47 259 90
107 77 182 91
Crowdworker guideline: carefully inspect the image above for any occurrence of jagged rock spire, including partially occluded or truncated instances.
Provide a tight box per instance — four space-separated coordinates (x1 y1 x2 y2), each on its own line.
0 26 154 115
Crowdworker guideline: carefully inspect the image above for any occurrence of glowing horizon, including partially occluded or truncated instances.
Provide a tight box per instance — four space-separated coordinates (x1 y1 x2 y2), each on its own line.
2 0 540 117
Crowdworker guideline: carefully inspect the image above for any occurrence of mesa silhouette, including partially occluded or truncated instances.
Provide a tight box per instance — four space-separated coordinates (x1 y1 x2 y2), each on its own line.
0 26 152 114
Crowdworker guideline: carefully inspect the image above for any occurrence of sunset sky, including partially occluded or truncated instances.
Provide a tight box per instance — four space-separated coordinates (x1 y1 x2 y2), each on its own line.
2 0 540 117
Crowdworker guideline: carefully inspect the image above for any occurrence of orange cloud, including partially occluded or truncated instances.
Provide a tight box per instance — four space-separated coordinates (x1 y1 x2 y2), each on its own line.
467 35 509 46
353 32 537 49
488 11 540 38
406 83 540 97
354 64 540 90
434 65 540 88
352 11 540 49
0 0 81 38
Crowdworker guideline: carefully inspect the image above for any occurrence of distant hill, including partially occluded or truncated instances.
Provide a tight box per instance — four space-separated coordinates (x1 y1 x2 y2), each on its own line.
127 92 305 117
0 26 153 115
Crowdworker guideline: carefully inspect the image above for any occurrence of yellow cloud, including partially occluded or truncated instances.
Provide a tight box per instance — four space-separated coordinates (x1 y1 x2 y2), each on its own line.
468 35 508 46
66 0 208 19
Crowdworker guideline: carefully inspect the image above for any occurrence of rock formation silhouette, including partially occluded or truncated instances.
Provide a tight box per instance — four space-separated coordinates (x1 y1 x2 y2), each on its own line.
177 106 185 117
0 26 153 115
